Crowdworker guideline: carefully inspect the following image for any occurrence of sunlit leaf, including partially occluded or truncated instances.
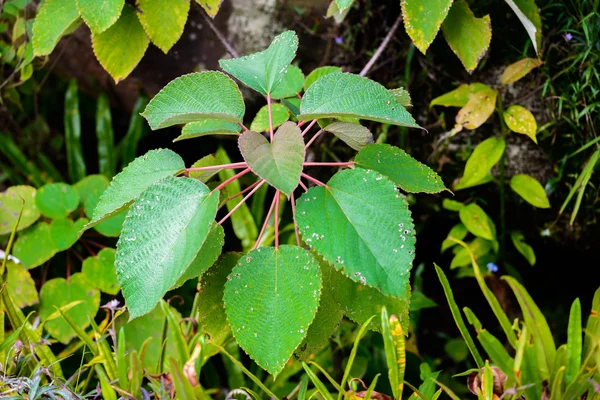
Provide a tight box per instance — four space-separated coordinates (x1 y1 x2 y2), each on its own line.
82 248 120 295
6 261 39 308
32 0 80 56
504 105 537 143
12 222 57 269
454 85 497 131
324 122 373 151
455 137 505 190
566 298 582 386
450 237 494 269
459 203 495 241
195 0 222 17
501 58 543 85
224 246 322 376
401 0 454 54
176 120 241 142
304 66 342 90
441 223 468 252
430 83 489 108
510 174 550 208
137 0 190 53
75 0 124 34
510 232 535 266
249 104 290 132
0 186 40 235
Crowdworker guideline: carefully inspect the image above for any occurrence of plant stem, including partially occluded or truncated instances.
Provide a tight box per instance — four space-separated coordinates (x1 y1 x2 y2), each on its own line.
255 193 278 249
291 193 301 246
301 120 318 136
267 93 275 142
496 93 509 267
186 162 247 172
305 129 325 148
274 191 281 249
221 179 264 205
218 180 267 225
215 168 251 191
238 122 249 132
299 181 308 191
302 172 326 187
359 13 403 77
303 161 355 167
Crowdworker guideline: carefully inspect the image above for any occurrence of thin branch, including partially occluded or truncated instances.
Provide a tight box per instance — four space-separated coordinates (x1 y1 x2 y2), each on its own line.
301 119 318 136
267 93 275 142
299 180 309 192
218 180 267 225
186 162 247 172
359 13 403 77
238 122 249 131
254 194 278 249
291 193 301 246
200 7 240 58
221 179 264 205
302 173 326 187
215 168 251 191
274 191 281 249
303 161 354 167
305 129 325 148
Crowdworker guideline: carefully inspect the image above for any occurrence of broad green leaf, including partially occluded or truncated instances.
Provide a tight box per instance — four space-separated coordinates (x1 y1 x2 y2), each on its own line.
455 137 505 190
39 273 100 344
442 198 464 211
459 203 495 241
196 253 241 344
239 121 304 196
249 103 290 132
141 72 245 129
390 88 412 107
188 154 224 183
0 185 40 235
64 80 87 183
116 176 218 319
296 168 416 298
195 0 222 18
271 65 304 99
6 261 39 308
441 223 468 252
355 144 447 193
441 0 491 72
430 83 489 108
401 0 454 54
96 94 116 178
13 222 57 269
501 58 543 85
566 298 582 386
92 5 149 82
304 66 341 90
173 223 224 288
74 175 110 216
503 276 556 380
32 0 80 56
326 0 353 24
82 248 120 295
50 218 88 251
282 97 301 117
324 122 373 151
137 0 190 53
505 0 542 55
335 0 353 11
224 246 322 376
454 86 498 131
75 0 124 34
85 149 184 229
176 120 241 142
299 73 420 128
504 105 537 143
510 232 535 266
510 174 550 208
35 183 80 219
450 237 493 269
219 30 299 95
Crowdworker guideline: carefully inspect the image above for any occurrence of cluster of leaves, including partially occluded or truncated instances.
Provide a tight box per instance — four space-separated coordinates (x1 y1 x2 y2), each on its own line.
326 0 542 72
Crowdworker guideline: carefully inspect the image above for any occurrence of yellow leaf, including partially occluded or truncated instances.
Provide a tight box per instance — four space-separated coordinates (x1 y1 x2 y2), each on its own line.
503 105 537 143
455 86 498 130
501 58 542 85
195 0 223 18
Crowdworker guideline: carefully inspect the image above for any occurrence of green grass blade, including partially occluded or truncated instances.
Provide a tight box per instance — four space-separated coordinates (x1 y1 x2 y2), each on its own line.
434 263 484 368
583 287 600 364
160 300 190 366
0 133 45 186
483 361 493 400
434 380 462 400
404 381 427 400
550 366 566 400
129 350 143 397
308 361 343 392
566 298 582 385
298 375 309 400
120 95 148 167
302 362 335 400
364 373 380 400
169 357 196 400
56 307 98 356
96 93 116 178
117 327 128 390
339 315 376 398
64 79 86 182
381 307 399 399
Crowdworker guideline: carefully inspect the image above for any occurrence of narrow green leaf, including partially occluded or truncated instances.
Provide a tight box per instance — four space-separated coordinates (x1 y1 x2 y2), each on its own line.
401 0 454 54
510 232 536 266
169 358 196 400
160 301 190 365
0 185 40 235
442 199 464 212
304 66 341 90
271 65 304 99
364 373 380 400
224 246 322 376
459 203 495 241
450 237 493 269
483 361 493 400
239 122 304 196
142 72 245 129
296 168 416 298
566 298 582 386
82 248 120 295
355 143 447 193
381 307 398 399
324 122 373 151
219 30 299 95
56 306 98 356
299 73 420 128
249 103 290 132
35 183 80 219
302 362 335 400
32 0 80 56
129 350 143 397
501 58 543 86
430 83 489 108
479 330 516 381
510 174 550 208
0 135 46 187
455 137 505 190
96 94 116 178
120 96 148 167
504 105 537 143
75 0 124 34
176 120 241 142
91 4 149 82
117 328 127 390
85 149 184 229
64 80 87 182
583 288 600 365
136 0 190 53
97 366 117 400
116 176 218 319
441 0 491 72
340 315 376 396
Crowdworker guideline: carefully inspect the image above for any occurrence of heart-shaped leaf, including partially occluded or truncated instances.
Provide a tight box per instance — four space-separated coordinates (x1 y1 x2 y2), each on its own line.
6 261 39 308
250 103 290 132
136 0 190 53
35 183 80 219
224 246 322 376
239 121 304 196
176 120 241 142
39 273 100 344
401 0 454 54
355 144 447 193
504 105 537 143
298 73 420 128
323 122 373 151
510 174 550 209
75 0 124 34
50 218 88 251
13 222 57 269
82 248 120 294
85 149 184 229
271 65 304 99
0 185 40 235
32 0 80 56
296 168 416 298
141 72 245 130
116 176 219 319
219 30 299 95
91 4 149 82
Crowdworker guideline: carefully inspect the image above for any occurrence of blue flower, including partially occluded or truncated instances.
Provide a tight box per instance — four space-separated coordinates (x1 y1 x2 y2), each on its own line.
564 33 573 42
335 36 343 45
486 262 499 273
